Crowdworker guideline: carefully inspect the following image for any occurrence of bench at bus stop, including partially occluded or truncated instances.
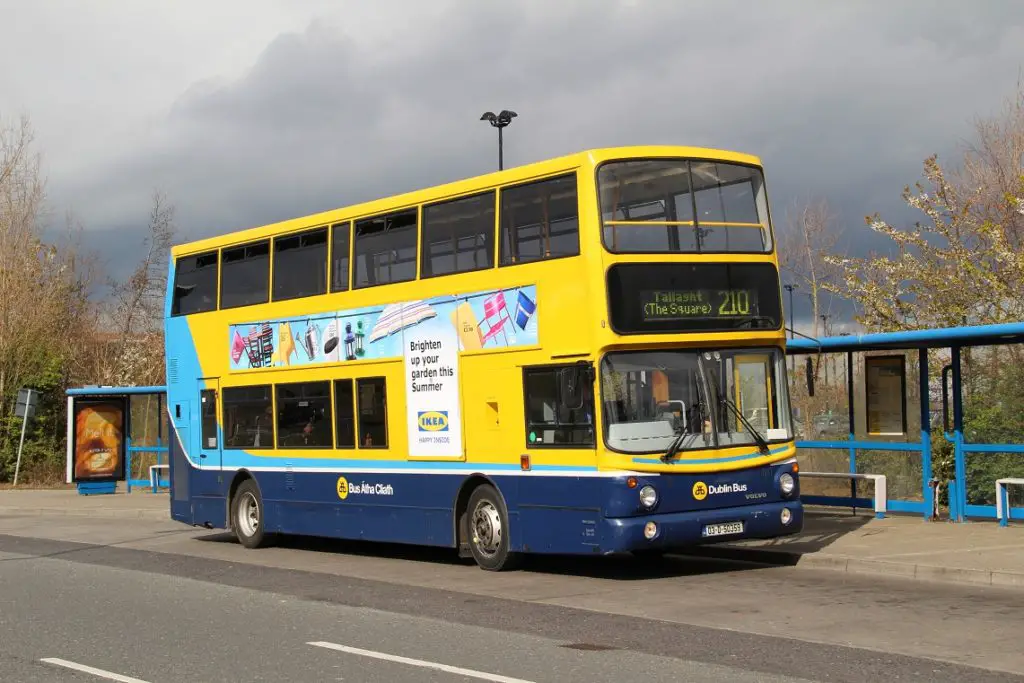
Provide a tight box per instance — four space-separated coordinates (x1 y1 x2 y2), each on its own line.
800 471 887 519
150 464 169 493
997 478 1024 527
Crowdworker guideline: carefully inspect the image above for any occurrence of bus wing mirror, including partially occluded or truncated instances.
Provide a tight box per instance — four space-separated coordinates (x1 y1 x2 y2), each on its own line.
558 363 593 411
805 356 815 397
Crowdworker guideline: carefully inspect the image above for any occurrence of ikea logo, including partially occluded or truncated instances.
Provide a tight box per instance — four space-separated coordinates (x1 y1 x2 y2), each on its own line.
417 411 449 432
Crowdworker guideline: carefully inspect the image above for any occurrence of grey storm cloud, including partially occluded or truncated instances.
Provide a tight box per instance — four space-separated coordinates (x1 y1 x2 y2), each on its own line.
12 0 1024 325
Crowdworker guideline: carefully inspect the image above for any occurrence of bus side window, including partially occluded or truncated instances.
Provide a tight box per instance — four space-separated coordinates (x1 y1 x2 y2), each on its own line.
522 365 595 447
356 377 388 448
275 381 332 449
334 379 356 448
353 210 418 289
172 251 218 316
421 190 495 278
221 385 273 449
500 174 580 266
220 240 269 309
273 228 328 301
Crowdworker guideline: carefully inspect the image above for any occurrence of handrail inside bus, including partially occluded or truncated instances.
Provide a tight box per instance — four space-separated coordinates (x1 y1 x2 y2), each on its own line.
602 220 766 228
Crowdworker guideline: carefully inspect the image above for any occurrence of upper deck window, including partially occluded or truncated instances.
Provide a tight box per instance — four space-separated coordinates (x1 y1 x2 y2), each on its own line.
354 208 418 288
598 160 773 254
421 191 495 278
220 240 270 309
273 228 328 302
330 222 351 292
172 251 218 316
499 174 580 266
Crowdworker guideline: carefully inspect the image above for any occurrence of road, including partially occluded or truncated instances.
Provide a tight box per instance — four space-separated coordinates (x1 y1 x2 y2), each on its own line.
0 513 1022 683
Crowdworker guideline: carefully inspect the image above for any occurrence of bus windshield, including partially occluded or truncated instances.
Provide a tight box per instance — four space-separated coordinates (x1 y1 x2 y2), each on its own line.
598 159 773 254
600 348 791 454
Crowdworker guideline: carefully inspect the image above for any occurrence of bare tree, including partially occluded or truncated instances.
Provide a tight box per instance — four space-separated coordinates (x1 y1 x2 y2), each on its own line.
0 115 95 464
828 105 1024 334
88 190 177 387
779 197 841 339
960 75 1024 249
0 115 45 408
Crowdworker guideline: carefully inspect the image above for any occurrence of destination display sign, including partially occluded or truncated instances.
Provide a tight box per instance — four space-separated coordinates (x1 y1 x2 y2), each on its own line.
640 288 759 322
607 263 780 334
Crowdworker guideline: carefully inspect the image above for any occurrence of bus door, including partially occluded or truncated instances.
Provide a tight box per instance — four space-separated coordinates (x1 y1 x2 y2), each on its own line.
196 379 222 491
733 355 773 434
169 397 193 523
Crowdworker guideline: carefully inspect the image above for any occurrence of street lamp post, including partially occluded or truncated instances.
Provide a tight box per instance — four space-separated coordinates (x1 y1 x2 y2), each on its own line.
783 283 798 372
480 110 517 170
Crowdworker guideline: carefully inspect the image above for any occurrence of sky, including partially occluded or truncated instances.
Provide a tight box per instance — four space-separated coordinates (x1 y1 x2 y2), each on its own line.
3 0 1024 333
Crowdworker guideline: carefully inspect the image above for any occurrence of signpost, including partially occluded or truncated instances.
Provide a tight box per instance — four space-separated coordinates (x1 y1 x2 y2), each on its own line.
13 388 38 486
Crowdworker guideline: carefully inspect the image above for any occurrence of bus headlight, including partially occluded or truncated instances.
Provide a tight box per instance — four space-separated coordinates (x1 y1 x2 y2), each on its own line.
779 473 795 497
639 485 658 509
781 507 793 525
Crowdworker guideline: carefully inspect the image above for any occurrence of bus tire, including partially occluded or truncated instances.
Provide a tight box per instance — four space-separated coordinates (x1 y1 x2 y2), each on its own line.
232 479 269 549
467 484 520 571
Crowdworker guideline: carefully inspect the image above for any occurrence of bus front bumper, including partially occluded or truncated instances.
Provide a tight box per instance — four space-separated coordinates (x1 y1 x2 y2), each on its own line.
602 500 803 553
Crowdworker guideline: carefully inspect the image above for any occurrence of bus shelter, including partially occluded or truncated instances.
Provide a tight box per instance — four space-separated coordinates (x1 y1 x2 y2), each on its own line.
786 322 1024 524
65 385 169 495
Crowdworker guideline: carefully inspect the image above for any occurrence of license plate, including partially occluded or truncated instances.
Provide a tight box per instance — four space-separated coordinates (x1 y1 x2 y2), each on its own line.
702 521 744 537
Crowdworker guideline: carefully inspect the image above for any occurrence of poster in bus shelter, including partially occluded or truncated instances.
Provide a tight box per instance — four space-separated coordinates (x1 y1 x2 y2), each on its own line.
227 284 539 372
865 355 907 436
72 398 127 482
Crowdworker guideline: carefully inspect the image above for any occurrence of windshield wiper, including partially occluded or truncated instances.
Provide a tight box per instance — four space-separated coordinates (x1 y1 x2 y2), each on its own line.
718 396 770 454
662 385 707 463
661 427 688 463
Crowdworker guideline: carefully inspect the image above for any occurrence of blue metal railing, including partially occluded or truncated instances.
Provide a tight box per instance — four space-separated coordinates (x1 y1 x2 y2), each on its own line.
124 437 169 493
787 327 1024 523
790 348 933 517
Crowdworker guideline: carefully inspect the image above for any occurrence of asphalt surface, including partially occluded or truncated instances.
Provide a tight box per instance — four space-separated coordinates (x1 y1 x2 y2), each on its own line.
1 546 817 683
0 514 1022 682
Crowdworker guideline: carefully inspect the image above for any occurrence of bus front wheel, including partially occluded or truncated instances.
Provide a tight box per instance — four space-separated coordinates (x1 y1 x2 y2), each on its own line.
467 484 520 571
232 479 270 549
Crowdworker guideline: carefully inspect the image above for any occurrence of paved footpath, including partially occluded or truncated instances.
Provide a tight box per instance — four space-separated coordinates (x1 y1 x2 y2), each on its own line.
1 487 1023 588
694 507 1024 588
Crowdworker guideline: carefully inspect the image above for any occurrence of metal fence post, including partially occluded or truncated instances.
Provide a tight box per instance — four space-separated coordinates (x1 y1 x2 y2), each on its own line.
125 435 133 494
847 352 857 506
920 348 933 518
952 346 966 522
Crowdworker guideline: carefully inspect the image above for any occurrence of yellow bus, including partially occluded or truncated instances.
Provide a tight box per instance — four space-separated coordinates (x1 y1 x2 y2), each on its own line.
164 145 801 570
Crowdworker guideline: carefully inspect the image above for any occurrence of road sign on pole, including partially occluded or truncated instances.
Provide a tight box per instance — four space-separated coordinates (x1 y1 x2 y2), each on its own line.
14 388 38 486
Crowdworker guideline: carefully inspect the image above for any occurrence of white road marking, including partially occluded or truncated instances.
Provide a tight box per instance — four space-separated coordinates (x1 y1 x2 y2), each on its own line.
308 641 536 683
40 658 151 683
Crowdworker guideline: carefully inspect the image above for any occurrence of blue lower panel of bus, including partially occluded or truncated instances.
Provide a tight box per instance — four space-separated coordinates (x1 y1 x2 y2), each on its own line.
517 499 801 554
171 460 802 556
601 501 802 552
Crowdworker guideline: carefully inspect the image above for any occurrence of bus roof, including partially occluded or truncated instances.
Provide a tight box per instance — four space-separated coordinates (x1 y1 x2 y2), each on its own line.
170 144 763 257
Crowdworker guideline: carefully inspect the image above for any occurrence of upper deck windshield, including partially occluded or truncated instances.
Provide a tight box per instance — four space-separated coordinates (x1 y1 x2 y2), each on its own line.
601 348 792 455
598 159 773 254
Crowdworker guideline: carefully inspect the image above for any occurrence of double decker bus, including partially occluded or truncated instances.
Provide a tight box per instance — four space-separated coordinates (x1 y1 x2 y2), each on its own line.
163 145 802 570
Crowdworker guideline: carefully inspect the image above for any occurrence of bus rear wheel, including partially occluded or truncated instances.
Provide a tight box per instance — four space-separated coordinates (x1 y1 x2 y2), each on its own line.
232 479 270 549
467 484 520 571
